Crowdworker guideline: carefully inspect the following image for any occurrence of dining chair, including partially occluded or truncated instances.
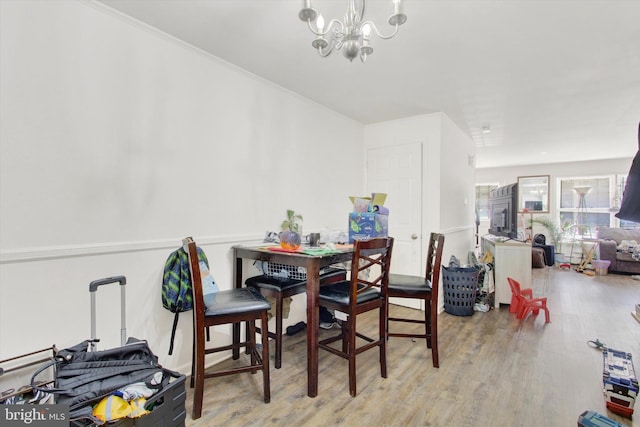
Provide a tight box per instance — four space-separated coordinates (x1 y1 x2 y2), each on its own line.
386 232 445 368
184 237 271 420
317 237 394 397
245 267 346 369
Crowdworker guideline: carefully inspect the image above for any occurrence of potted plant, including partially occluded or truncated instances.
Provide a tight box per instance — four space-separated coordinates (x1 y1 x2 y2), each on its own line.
280 209 303 250
531 216 571 255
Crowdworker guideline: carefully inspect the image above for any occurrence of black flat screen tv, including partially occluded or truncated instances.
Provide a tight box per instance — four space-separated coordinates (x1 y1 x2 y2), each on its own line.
488 183 518 239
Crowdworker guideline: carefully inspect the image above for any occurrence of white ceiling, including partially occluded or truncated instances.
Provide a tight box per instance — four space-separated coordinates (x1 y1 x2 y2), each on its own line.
97 0 640 168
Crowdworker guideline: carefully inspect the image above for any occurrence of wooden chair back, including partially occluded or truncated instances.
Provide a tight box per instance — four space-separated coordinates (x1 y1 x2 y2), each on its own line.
348 237 394 310
426 232 445 298
183 237 205 328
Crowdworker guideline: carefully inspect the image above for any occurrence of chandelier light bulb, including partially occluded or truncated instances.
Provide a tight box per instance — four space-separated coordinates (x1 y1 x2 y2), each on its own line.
362 23 372 40
316 14 324 32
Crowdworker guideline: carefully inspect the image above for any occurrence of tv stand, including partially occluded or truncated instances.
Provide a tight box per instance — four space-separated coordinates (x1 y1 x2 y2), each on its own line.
481 235 532 307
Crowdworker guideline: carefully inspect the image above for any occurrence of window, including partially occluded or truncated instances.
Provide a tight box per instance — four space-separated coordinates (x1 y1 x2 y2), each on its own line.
557 175 630 236
475 184 498 221
518 175 549 212
558 176 611 236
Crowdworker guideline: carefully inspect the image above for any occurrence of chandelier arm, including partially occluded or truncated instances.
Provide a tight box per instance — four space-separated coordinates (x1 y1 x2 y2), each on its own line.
332 27 345 45
318 46 333 57
317 39 336 57
360 20 399 40
306 17 346 37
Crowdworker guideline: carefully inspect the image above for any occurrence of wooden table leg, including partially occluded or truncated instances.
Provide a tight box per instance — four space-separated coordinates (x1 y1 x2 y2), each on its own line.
232 253 242 360
306 259 320 397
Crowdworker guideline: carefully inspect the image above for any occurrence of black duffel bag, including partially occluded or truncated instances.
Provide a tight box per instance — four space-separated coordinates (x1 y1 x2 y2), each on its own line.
533 233 546 245
31 338 165 414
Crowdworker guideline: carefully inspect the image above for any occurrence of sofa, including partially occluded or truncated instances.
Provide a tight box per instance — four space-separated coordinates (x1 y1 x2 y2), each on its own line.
597 226 640 274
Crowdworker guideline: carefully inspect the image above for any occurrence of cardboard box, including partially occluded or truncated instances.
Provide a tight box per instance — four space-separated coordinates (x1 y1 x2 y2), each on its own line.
348 212 388 243
348 193 389 243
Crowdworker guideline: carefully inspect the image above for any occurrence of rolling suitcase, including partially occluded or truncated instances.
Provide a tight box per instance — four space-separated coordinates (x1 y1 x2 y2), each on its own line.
32 276 187 426
86 276 187 427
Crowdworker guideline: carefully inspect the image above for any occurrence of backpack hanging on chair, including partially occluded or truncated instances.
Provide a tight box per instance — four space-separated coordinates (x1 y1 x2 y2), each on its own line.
162 245 218 355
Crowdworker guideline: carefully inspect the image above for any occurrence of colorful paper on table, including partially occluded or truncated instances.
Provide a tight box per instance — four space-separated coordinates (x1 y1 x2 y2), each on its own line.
266 246 302 253
265 244 352 255
301 247 342 255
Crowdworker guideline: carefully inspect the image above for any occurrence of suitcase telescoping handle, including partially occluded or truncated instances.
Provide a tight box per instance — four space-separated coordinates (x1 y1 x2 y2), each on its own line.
89 276 127 351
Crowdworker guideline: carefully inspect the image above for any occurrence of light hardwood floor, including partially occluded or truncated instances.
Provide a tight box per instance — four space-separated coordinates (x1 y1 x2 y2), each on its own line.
184 268 640 426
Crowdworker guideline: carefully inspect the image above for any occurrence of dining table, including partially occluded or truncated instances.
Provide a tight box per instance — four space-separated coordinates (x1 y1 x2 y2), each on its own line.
232 243 354 397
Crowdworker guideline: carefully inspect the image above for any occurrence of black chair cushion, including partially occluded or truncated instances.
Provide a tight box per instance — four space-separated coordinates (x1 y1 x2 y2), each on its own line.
245 275 306 292
388 273 431 294
319 281 380 305
246 268 347 292
204 287 270 316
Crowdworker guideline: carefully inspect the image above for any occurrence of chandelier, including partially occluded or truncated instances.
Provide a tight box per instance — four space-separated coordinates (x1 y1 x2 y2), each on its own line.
298 0 407 63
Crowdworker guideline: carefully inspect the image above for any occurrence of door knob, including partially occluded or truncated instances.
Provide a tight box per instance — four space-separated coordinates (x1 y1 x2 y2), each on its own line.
411 234 418 240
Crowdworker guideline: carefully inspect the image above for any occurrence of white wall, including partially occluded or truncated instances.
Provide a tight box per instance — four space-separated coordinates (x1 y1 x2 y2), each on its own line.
0 1 363 373
440 113 477 237
363 113 477 309
364 113 476 257
363 113 441 235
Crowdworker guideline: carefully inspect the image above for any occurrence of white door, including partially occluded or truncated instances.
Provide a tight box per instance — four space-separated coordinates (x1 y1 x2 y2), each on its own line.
367 142 423 309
